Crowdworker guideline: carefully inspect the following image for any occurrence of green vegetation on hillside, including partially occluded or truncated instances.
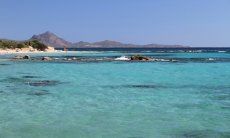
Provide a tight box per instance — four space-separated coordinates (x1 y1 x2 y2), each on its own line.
25 40 48 51
0 40 19 49
0 39 48 51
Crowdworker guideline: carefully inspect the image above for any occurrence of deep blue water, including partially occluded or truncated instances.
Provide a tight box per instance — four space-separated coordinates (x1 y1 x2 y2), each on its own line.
0 48 230 138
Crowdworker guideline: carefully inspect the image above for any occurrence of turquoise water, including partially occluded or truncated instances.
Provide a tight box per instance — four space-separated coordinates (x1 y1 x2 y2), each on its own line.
0 50 230 138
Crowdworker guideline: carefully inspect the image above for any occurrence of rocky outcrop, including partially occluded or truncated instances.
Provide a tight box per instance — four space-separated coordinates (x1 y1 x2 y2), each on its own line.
42 57 52 61
23 55 30 59
130 55 151 61
13 55 30 60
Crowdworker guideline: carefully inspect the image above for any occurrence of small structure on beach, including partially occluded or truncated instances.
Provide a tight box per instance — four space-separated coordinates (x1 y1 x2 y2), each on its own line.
64 46 68 52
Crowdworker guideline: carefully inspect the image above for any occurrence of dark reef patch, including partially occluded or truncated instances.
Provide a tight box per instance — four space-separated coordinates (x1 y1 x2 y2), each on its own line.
124 84 159 88
175 129 230 138
128 136 144 138
101 84 230 90
1 77 26 83
18 72 32 75
22 75 41 79
211 94 230 101
27 80 61 87
103 84 164 89
173 103 207 110
221 106 230 109
168 84 230 90
0 63 10 66
27 90 50 96
1 76 63 87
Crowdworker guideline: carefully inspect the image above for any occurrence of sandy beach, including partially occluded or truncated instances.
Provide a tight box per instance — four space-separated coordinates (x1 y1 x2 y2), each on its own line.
0 46 57 55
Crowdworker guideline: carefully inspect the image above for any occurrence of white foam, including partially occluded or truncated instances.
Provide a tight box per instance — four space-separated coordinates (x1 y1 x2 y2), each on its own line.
208 58 215 61
114 56 130 61
218 51 226 53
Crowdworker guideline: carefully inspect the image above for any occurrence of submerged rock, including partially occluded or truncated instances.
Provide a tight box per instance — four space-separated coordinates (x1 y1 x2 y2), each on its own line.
2 77 26 83
2 76 63 87
22 75 41 79
104 84 164 89
28 80 60 87
125 84 157 88
42 57 52 61
28 90 50 96
130 55 151 61
13 55 24 59
0 63 10 66
23 55 30 59
13 55 30 60
176 129 230 138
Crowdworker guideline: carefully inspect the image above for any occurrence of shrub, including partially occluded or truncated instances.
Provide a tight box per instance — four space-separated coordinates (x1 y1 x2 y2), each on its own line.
30 40 48 51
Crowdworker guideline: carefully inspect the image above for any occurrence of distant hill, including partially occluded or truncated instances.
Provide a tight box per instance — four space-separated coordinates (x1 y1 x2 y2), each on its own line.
72 40 187 48
29 31 189 48
31 31 72 48
72 40 133 48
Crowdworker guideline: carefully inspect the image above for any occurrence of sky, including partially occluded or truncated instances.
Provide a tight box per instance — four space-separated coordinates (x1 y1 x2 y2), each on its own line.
0 0 230 47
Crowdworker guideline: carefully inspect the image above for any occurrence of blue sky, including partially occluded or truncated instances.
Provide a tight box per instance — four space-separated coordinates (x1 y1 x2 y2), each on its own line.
0 0 230 47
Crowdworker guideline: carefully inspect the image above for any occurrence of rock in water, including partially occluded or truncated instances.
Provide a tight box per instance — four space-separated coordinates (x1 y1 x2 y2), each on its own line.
13 55 30 60
23 55 30 59
13 55 23 59
42 57 52 61
28 80 60 86
130 55 151 61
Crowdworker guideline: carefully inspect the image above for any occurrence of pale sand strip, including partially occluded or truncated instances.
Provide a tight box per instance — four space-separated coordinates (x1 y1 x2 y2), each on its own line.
0 46 58 55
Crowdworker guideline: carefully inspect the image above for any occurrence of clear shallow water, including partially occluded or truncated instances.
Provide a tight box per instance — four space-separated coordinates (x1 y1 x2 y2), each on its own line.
0 49 230 138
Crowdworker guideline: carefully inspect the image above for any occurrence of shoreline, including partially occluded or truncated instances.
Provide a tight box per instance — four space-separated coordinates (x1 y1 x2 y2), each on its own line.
0 50 62 55
0 47 62 55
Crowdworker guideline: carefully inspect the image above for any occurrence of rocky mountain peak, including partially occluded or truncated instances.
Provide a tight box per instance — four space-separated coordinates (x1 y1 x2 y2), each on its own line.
31 31 71 48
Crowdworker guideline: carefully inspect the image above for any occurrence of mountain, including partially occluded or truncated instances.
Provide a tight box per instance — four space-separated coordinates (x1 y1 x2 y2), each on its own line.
92 40 124 47
31 31 189 48
72 40 133 48
31 31 71 48
72 40 188 48
142 44 188 48
73 41 91 47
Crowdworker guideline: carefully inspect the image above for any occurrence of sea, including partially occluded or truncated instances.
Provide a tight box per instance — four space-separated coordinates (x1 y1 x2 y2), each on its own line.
0 47 230 138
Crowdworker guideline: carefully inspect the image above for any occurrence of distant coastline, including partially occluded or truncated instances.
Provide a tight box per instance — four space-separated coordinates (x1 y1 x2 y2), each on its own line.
31 31 190 48
2 31 230 53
